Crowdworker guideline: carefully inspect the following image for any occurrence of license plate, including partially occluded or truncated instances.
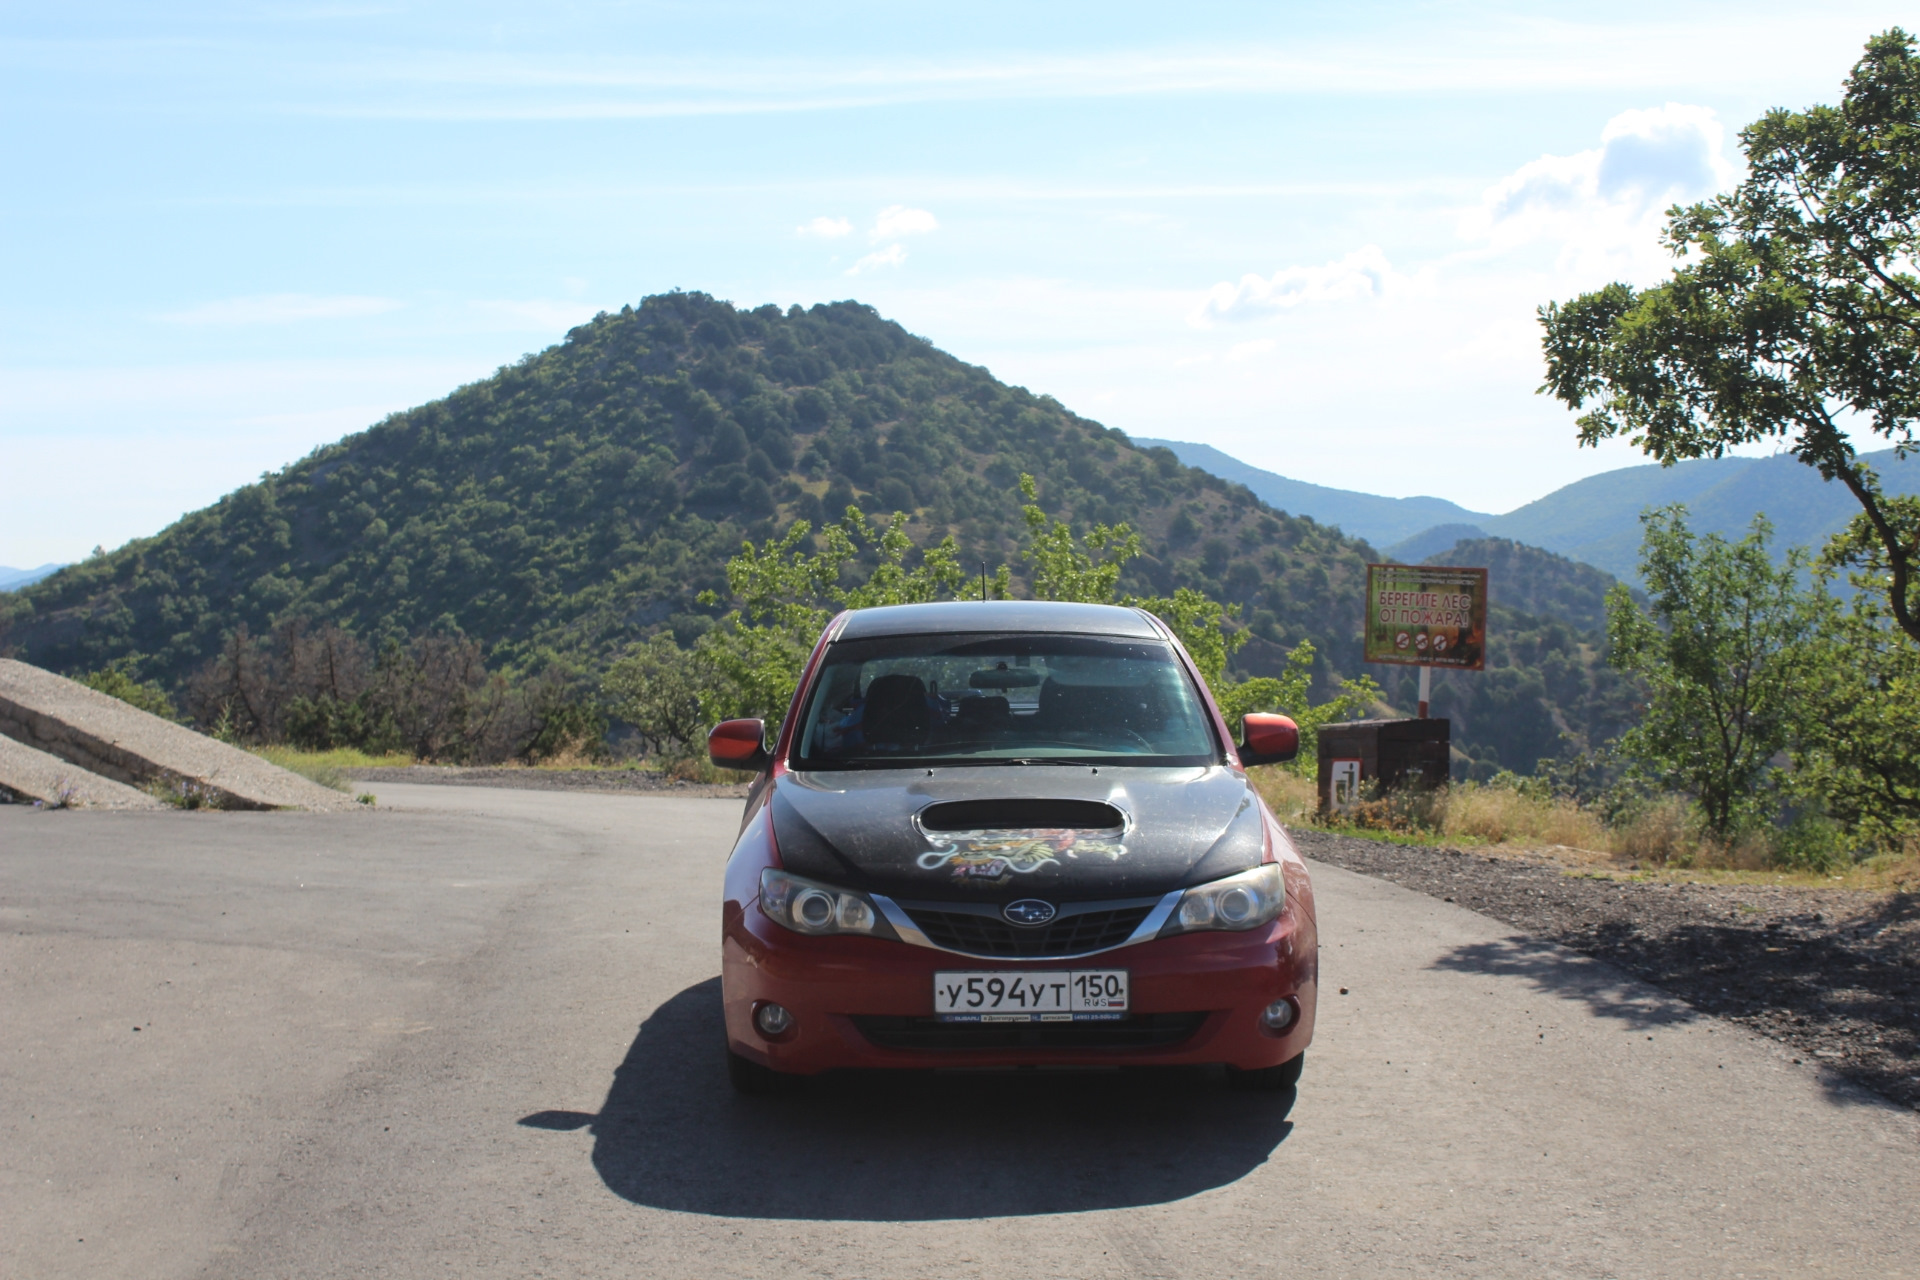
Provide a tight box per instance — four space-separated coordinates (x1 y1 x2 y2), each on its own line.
932 970 1129 1022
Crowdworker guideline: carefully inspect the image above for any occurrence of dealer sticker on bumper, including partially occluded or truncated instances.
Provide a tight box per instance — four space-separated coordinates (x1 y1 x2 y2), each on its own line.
933 970 1129 1022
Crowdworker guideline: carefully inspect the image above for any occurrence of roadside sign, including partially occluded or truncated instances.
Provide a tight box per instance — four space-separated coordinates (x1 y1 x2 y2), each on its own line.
1364 563 1488 671
1329 759 1361 812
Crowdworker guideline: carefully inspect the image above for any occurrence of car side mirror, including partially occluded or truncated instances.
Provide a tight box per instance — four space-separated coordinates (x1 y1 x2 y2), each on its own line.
708 718 773 772
1238 713 1299 767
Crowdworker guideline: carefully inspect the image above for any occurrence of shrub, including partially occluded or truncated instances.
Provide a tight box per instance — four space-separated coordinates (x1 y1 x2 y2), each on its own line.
76 661 179 721
1608 796 1698 865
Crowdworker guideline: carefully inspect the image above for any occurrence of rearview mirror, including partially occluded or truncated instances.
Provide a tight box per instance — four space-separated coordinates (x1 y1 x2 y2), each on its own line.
708 718 772 772
1238 713 1299 767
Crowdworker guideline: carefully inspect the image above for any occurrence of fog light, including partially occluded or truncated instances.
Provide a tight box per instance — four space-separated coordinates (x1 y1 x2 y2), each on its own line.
754 1002 795 1038
1259 998 1297 1033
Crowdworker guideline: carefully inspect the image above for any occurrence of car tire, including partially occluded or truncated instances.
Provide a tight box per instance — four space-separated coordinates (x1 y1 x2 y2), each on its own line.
1228 1051 1305 1092
727 1048 801 1095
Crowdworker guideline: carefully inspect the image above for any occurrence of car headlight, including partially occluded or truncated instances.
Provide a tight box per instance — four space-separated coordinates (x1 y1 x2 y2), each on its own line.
759 869 890 937
1161 863 1287 935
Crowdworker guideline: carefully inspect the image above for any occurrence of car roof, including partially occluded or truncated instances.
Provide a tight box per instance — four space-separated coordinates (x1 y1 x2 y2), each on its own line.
835 600 1167 640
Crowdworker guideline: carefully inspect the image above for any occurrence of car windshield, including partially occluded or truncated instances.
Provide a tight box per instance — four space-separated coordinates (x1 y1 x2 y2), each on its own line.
791 632 1220 769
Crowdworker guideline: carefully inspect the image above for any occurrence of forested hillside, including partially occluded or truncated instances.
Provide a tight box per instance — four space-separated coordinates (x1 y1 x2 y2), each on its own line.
1 293 1372 686
0 292 1637 773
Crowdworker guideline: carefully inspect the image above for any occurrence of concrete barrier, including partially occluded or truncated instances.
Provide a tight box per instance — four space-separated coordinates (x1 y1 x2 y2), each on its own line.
0 733 166 809
0 659 359 812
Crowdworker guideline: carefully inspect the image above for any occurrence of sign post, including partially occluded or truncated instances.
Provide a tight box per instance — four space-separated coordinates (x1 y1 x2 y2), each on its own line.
1316 563 1487 814
1364 561 1490 715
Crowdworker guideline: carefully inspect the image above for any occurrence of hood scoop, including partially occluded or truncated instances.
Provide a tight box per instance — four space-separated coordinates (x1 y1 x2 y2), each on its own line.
771 766 1257 899
917 798 1125 833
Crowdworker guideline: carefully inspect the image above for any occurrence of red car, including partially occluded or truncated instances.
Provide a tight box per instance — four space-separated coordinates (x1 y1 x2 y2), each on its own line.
712 600 1317 1093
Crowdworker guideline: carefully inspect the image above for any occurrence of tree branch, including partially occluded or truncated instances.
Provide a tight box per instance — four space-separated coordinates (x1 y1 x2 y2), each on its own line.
1812 428 1920 645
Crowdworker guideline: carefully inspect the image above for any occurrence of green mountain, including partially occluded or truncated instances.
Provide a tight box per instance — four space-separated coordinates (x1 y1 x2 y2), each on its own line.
2 293 1375 687
0 292 1633 775
1428 537 1626 635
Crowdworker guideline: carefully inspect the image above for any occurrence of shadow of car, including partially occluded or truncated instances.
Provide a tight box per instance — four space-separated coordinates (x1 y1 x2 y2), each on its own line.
521 978 1296 1220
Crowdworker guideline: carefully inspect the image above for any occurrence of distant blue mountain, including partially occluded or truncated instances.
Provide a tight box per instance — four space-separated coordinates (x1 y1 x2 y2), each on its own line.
1133 439 1492 549
1475 450 1920 579
0 563 65 593
1386 523 1491 562
1146 437 1920 579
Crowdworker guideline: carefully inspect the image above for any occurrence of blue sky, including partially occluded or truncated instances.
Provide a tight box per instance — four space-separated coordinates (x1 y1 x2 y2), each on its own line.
2 1 1910 565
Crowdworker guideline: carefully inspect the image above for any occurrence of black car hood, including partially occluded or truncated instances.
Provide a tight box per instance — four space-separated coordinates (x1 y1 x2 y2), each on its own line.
770 765 1263 902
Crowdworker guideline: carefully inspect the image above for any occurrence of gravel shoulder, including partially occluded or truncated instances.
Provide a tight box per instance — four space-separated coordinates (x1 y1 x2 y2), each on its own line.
349 764 750 799
1290 828 1920 1112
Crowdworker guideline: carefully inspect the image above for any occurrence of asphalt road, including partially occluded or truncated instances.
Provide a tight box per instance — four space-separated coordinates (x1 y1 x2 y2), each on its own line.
4 782 1917 1279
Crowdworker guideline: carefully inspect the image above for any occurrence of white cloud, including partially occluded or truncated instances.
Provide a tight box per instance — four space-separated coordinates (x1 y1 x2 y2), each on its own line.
1190 245 1400 326
1225 338 1276 362
871 204 938 241
796 215 852 238
305 18 1881 121
846 243 908 274
1464 103 1736 277
162 293 402 324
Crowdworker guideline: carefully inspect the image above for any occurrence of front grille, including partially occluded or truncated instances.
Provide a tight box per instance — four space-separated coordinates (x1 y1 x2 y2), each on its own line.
852 1011 1208 1051
904 904 1154 957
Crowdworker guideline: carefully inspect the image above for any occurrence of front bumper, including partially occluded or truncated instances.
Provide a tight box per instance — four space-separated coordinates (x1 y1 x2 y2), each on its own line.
721 895 1318 1075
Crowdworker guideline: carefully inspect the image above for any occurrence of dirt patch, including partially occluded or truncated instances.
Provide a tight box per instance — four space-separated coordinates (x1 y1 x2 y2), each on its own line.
1290 829 1920 1112
350 765 751 800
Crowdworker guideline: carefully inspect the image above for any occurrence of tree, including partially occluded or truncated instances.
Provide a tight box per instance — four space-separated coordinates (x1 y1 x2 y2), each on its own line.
602 634 724 758
1540 29 1920 645
1605 509 1821 836
366 633 515 762
1018 472 1142 604
692 508 976 734
1793 549 1920 844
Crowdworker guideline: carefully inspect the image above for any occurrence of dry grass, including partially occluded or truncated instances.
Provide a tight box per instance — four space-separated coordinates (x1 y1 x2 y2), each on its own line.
1607 796 1694 865
1861 834 1920 891
660 755 757 785
1441 784 1607 850
1253 769 1320 826
252 745 412 771
529 741 608 770
1254 765 1920 891
250 745 411 792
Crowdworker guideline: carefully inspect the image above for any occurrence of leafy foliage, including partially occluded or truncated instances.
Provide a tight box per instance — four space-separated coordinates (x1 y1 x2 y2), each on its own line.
1794 544 1920 844
1605 510 1821 835
1539 29 1920 643
75 660 179 721
694 508 976 735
